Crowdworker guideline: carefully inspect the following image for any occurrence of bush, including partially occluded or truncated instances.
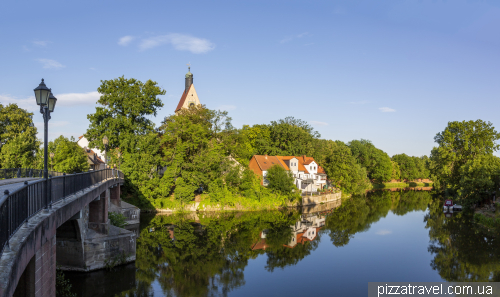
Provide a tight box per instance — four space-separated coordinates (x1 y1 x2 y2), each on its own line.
109 212 127 228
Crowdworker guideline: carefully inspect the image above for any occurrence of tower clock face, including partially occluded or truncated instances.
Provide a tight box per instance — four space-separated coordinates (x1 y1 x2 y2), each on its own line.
190 102 195 107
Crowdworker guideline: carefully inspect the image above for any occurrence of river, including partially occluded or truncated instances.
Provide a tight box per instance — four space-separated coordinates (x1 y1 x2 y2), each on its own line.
66 190 500 297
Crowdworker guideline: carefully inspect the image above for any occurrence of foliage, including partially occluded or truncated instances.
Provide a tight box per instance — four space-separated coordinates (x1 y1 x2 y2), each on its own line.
159 105 238 204
56 268 76 297
390 160 401 180
430 120 500 205
457 154 500 207
391 154 429 181
85 76 165 153
109 211 127 228
265 164 297 195
0 127 39 169
314 140 370 194
34 136 89 173
0 104 39 169
348 139 393 183
249 117 320 156
0 103 36 146
85 77 165 207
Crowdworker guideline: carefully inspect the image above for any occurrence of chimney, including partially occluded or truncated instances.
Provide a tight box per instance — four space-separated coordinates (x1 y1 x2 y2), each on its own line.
185 67 193 93
303 155 306 162
265 154 268 159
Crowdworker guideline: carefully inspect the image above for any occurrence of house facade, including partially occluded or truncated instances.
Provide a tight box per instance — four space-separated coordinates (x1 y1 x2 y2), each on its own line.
248 155 327 192
77 136 106 170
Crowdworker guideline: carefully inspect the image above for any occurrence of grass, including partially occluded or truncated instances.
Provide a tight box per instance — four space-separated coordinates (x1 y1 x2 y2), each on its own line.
371 182 433 189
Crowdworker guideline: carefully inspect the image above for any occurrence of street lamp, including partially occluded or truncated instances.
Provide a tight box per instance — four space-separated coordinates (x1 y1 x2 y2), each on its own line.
103 135 109 169
49 152 54 171
34 79 57 210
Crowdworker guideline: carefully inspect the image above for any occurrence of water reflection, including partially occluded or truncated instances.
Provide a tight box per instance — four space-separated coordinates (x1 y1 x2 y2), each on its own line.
67 190 500 297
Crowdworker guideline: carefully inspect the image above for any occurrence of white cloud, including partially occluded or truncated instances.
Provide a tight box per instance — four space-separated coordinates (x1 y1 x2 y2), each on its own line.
217 105 236 111
118 35 135 46
0 94 36 111
33 40 50 47
0 91 100 111
139 33 215 53
350 100 368 105
280 32 309 44
310 121 328 126
37 59 65 69
55 91 100 106
379 107 396 112
376 229 392 235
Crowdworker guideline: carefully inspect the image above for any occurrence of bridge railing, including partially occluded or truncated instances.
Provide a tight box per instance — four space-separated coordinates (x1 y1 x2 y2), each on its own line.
0 168 63 180
0 168 123 255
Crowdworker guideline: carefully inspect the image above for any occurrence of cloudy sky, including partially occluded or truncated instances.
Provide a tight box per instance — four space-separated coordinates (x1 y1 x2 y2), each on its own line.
1 0 499 156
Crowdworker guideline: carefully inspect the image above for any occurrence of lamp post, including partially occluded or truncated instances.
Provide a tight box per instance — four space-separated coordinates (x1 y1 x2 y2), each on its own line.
49 152 54 171
103 135 109 169
34 79 57 210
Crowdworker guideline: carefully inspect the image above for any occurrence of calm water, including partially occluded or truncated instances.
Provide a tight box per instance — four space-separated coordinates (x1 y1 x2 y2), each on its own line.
66 190 500 297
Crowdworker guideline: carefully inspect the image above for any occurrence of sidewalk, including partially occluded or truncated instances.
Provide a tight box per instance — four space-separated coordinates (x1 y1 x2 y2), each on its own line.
0 177 41 187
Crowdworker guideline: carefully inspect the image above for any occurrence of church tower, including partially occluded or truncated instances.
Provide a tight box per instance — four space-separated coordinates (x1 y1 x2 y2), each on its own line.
175 66 201 114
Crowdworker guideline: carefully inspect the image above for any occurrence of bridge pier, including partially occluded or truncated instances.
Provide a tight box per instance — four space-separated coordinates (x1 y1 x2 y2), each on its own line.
57 188 136 272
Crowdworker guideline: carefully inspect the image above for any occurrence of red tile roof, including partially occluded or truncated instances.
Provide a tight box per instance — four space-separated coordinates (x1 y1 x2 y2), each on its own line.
253 155 284 171
175 84 193 112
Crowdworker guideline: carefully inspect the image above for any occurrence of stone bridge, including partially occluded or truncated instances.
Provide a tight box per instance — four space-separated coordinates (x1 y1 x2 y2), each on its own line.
0 169 139 297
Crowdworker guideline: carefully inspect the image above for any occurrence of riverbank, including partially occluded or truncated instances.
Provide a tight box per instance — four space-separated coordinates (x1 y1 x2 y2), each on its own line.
371 182 433 189
474 202 499 234
126 191 342 213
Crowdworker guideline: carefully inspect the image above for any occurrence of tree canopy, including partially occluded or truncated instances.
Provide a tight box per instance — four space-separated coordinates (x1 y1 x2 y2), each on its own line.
348 139 392 183
85 76 165 153
430 120 500 205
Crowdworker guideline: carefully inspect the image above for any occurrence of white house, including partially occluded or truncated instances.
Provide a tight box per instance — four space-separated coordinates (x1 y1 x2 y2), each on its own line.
249 155 328 192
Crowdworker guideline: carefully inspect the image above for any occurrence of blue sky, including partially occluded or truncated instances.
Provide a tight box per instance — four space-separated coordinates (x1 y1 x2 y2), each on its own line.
1 0 499 157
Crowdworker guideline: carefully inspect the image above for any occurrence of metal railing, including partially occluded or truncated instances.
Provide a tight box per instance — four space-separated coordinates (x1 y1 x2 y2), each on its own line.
0 168 124 255
0 168 64 180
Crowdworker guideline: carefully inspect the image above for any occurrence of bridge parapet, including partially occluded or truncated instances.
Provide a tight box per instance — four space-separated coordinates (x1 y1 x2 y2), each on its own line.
0 168 124 257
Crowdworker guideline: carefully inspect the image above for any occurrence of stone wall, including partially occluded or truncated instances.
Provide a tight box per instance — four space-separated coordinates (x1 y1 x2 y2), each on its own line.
302 192 342 206
35 236 56 297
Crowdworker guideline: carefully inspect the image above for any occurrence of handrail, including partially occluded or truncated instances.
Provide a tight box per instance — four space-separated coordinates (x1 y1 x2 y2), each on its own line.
0 168 64 180
0 168 124 255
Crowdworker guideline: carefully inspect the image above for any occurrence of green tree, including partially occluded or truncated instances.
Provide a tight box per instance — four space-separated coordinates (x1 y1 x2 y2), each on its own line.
319 140 370 194
390 160 401 180
0 126 39 168
430 120 500 196
34 136 89 173
0 103 36 145
85 76 165 153
265 164 296 195
392 154 418 181
159 106 236 203
348 139 392 183
0 104 39 169
252 117 319 156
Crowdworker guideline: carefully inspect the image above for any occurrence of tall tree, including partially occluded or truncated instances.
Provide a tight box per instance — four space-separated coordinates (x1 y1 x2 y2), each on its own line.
158 106 236 203
252 117 320 156
348 139 392 183
0 104 39 169
430 119 500 192
85 76 165 153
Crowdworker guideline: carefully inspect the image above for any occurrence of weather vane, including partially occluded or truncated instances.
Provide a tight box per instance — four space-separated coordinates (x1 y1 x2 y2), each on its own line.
187 62 191 71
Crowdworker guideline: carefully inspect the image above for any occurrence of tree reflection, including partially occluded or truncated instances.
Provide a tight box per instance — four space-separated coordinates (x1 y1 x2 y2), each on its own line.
114 189 500 297
424 196 500 282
